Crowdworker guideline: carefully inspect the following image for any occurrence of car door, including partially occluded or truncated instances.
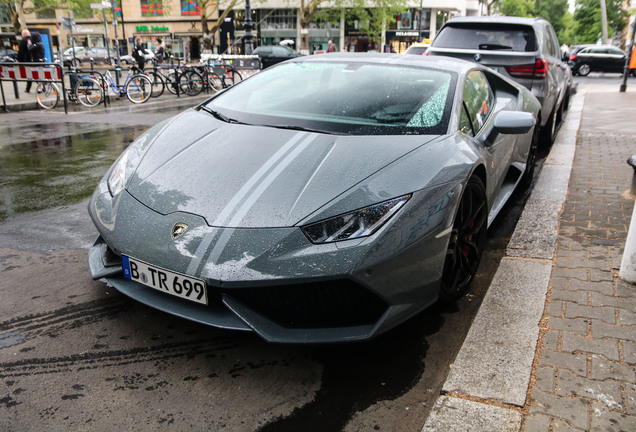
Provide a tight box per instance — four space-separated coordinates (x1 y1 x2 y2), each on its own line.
459 70 512 200
606 47 627 72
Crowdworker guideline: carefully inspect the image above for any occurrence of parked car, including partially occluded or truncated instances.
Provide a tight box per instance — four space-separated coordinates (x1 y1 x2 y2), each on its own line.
0 48 18 60
404 42 429 55
427 16 572 146
121 49 155 65
88 53 541 343
61 46 117 67
253 45 302 68
567 44 628 76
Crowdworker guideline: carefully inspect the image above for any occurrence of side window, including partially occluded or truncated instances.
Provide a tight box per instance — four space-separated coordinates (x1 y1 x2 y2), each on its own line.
461 71 495 136
459 104 473 136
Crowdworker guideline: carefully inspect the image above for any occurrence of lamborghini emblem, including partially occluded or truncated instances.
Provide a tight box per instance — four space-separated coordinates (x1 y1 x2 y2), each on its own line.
172 223 189 239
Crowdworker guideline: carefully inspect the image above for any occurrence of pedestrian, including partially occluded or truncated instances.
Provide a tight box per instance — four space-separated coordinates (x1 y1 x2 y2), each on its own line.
327 40 336 53
27 31 45 62
154 38 164 64
132 37 145 71
17 29 33 92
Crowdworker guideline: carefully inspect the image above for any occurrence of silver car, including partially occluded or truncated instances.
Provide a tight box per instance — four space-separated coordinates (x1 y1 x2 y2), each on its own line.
428 16 572 146
88 54 540 343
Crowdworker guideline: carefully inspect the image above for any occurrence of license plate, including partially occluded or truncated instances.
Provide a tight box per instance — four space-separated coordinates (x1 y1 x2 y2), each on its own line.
122 256 208 305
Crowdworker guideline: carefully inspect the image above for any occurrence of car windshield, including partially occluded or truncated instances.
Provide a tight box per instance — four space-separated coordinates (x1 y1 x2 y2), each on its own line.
203 61 455 135
434 24 536 52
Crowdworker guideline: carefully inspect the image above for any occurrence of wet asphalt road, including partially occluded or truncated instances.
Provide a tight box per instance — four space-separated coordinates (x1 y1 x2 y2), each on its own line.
0 86 553 431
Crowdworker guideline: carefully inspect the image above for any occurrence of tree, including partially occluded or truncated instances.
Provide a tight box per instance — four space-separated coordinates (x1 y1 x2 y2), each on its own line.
497 0 534 17
572 0 628 44
200 0 240 50
535 0 574 45
1 0 96 35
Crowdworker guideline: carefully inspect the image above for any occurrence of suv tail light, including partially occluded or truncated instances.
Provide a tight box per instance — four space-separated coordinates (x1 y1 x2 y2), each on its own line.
569 54 577 61
506 58 549 79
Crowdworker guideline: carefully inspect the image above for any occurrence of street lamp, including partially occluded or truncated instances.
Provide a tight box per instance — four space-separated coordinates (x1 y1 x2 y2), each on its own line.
243 0 254 54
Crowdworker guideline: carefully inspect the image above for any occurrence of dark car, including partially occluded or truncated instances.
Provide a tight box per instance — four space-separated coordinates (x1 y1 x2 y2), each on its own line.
567 44 627 76
62 47 117 67
427 16 572 146
253 45 302 68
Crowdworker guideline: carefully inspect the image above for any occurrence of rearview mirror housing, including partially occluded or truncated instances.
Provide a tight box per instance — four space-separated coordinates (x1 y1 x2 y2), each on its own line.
493 111 535 135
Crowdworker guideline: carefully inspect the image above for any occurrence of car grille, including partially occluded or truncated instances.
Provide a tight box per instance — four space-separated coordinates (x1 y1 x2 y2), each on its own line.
225 280 389 329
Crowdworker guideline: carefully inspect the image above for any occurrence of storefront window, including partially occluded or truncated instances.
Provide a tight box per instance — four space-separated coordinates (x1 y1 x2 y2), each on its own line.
141 0 164 16
181 0 201 16
259 9 296 30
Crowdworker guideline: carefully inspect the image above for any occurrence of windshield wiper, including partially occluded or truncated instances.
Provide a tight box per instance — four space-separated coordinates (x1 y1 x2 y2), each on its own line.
199 106 243 124
478 43 513 51
268 124 332 134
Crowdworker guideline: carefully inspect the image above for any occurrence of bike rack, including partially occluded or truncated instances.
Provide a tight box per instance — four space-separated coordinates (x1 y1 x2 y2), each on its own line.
0 61 67 113
64 68 109 108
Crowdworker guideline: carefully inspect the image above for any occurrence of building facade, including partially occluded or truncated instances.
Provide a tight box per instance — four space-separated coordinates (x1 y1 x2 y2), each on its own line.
15 0 480 59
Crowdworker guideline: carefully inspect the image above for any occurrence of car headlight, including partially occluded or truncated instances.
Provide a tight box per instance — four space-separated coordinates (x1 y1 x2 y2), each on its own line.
302 195 411 244
107 150 129 197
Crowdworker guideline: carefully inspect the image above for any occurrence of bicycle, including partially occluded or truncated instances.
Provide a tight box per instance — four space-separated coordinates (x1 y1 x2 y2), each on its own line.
35 72 103 109
177 60 243 97
103 67 152 104
145 61 181 98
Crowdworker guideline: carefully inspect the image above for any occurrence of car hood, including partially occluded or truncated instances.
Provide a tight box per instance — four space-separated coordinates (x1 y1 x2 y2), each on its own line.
127 109 437 228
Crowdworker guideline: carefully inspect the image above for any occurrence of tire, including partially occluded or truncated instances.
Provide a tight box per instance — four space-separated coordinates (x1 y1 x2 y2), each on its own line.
179 70 204 96
74 77 103 107
539 106 557 147
521 124 540 188
165 71 179 94
439 176 488 303
227 70 242 87
125 74 152 104
36 82 59 109
208 72 224 90
147 71 165 98
577 63 591 77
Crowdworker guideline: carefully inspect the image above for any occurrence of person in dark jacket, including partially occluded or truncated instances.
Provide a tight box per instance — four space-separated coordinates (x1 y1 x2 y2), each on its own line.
28 31 45 62
17 29 33 92
132 37 145 71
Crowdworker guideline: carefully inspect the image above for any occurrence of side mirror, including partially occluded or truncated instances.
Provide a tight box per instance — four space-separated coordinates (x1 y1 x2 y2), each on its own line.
493 111 535 135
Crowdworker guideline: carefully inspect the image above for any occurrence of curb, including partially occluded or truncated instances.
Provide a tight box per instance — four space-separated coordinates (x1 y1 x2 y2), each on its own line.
422 89 586 431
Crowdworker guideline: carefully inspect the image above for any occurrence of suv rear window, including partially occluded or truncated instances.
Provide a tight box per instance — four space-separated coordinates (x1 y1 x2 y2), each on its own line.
433 24 536 52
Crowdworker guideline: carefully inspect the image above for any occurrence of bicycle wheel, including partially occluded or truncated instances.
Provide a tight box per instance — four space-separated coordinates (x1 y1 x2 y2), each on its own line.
228 70 243 86
179 70 204 96
36 82 59 109
125 74 152 104
165 71 179 94
74 77 103 107
148 71 165 98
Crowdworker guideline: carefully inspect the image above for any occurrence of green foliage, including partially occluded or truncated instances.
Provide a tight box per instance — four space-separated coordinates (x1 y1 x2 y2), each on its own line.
572 0 629 44
497 0 534 17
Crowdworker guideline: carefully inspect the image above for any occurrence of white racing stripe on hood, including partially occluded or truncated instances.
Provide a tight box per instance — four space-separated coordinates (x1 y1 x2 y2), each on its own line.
186 132 315 275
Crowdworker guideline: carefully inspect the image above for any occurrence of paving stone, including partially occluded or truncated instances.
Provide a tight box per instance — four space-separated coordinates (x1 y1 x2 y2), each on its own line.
561 332 620 361
590 269 614 282
590 355 636 383
616 281 636 298
565 258 611 271
568 279 614 296
619 309 636 326
535 366 556 394
530 388 590 430
551 418 586 431
551 289 588 305
565 302 616 324
553 267 589 281
626 384 636 415
556 369 623 409
542 330 560 351
522 413 552 432
591 321 634 341
539 349 587 377
590 401 636 432
590 291 636 309
422 396 523 432
624 341 636 365
548 317 588 335
546 301 564 318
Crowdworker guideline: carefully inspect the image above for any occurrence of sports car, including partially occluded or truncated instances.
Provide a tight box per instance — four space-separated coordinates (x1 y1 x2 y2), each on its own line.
88 53 540 343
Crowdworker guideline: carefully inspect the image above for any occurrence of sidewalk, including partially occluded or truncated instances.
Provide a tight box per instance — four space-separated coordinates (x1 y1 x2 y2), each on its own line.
424 83 636 431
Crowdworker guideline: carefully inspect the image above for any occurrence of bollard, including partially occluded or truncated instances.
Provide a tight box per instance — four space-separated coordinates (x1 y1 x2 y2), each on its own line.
619 155 636 283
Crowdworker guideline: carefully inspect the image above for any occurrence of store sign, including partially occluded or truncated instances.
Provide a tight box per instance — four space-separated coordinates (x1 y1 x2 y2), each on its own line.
135 25 169 32
396 31 419 37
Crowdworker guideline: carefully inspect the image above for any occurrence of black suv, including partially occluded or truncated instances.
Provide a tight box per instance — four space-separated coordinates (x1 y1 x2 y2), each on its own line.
567 44 627 76
428 16 572 145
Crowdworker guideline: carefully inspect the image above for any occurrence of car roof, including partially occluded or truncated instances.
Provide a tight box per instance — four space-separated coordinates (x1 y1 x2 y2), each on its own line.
442 16 547 27
293 52 480 74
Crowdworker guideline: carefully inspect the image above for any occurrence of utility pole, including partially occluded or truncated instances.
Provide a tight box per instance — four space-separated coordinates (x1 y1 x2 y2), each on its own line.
243 0 254 54
600 0 609 44
620 16 636 92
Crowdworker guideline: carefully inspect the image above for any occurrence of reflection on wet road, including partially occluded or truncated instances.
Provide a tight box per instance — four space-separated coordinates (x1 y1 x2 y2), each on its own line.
0 126 145 221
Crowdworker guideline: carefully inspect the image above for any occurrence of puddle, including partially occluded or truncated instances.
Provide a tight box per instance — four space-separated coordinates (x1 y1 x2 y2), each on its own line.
0 126 145 222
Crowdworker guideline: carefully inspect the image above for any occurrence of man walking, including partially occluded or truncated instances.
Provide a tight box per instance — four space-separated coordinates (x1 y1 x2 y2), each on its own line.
17 29 33 92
